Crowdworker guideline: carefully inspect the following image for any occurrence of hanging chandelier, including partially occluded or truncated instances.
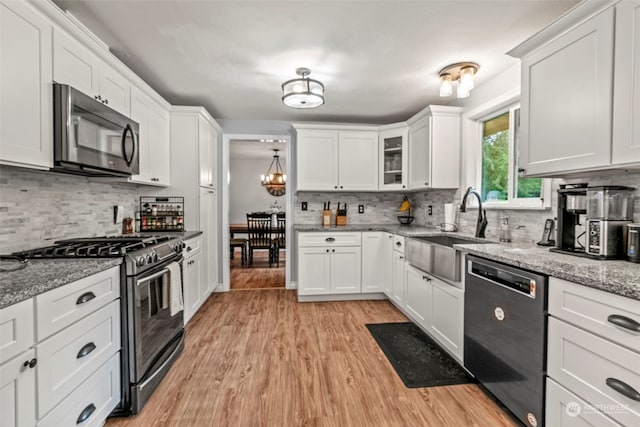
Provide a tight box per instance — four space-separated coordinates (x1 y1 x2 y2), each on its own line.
281 67 325 109
261 149 286 196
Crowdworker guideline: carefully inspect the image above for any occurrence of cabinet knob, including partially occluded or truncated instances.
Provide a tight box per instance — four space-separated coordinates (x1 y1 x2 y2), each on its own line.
422 275 431 282
96 95 102 101
399 255 404 259
94 95 99 100
104 99 108 105
396 241 401 247
23 358 37 369
332 249 335 252
334 186 338 189
518 168 526 173
340 186 343 189
425 182 428 186
402 185 406 188
326 249 329 253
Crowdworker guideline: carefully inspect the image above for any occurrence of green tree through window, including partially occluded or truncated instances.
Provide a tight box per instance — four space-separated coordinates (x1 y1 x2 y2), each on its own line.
481 108 541 203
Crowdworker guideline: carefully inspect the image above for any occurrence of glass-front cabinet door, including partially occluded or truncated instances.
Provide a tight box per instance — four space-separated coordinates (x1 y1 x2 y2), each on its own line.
379 126 408 190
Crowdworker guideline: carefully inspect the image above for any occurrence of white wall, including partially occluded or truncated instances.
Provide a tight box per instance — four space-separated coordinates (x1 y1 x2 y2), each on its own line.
229 157 287 224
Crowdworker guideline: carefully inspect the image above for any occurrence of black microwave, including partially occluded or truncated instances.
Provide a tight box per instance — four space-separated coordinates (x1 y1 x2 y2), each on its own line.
52 83 139 177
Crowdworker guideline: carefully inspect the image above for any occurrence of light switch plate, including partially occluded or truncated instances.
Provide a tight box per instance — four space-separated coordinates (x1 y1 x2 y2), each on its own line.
358 205 364 214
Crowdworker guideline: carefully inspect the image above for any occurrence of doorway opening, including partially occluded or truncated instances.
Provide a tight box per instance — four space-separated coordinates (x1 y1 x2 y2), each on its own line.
223 136 291 291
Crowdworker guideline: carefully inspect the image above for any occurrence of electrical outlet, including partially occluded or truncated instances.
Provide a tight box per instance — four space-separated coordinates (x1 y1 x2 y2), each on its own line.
301 201 308 211
358 205 364 214
428 205 433 215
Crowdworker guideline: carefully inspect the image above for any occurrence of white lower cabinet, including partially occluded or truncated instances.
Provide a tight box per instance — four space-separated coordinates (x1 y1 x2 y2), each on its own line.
391 250 406 306
547 277 640 426
297 232 362 296
0 348 36 427
361 232 392 293
404 264 430 327
183 236 204 324
0 267 121 427
429 278 464 360
38 354 120 427
546 378 624 427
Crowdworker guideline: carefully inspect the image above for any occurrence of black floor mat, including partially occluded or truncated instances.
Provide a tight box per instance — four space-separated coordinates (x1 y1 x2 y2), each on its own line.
366 322 474 388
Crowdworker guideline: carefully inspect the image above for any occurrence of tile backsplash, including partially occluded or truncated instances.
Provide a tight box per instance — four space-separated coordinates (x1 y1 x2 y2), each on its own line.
0 166 139 253
294 173 640 244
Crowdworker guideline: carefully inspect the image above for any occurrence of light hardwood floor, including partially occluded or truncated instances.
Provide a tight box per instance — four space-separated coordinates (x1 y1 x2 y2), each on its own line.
107 289 517 427
231 249 285 290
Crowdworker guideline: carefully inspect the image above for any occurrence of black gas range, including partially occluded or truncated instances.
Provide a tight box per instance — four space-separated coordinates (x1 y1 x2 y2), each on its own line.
14 235 186 416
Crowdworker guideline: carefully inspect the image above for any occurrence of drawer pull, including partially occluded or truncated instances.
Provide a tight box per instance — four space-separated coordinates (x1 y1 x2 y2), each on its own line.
607 314 640 332
77 342 97 359
76 403 96 424
606 378 640 402
325 237 335 243
76 292 96 305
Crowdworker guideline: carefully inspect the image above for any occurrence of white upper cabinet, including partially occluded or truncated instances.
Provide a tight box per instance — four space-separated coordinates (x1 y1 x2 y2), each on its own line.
379 125 409 190
337 131 378 191
519 8 614 176
612 0 640 165
53 28 131 117
407 106 462 189
294 125 378 191
0 0 53 170
295 129 338 191
511 1 640 176
198 117 219 189
129 86 170 186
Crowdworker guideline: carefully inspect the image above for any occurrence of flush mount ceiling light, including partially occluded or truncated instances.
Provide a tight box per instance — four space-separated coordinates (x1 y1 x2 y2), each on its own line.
261 149 286 196
281 67 324 109
439 62 480 99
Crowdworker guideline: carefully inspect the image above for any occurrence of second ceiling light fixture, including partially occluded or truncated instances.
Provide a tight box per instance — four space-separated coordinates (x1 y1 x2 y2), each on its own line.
439 62 479 99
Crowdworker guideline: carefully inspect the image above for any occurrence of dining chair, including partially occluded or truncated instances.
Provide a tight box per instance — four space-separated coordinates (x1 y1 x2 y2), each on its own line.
246 212 275 267
272 212 285 267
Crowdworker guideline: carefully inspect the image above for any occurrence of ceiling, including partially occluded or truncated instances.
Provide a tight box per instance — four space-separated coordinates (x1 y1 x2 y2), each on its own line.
53 0 580 125
230 139 287 160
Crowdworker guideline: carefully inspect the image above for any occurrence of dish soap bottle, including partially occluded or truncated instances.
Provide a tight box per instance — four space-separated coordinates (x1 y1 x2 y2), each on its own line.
499 216 512 242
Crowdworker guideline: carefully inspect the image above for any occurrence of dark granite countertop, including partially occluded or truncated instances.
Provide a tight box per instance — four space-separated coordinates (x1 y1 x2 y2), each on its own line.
0 258 123 309
456 243 640 301
293 223 640 301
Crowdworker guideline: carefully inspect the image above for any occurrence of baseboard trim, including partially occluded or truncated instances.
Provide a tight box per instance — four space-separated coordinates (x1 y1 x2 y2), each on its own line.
297 293 387 302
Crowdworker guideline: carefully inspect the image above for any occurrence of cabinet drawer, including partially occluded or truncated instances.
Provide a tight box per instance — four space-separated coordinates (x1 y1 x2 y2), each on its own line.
298 232 361 247
548 317 640 426
0 299 34 364
37 300 120 417
183 236 201 255
393 235 405 254
546 378 623 427
35 266 120 341
549 277 640 353
38 353 120 427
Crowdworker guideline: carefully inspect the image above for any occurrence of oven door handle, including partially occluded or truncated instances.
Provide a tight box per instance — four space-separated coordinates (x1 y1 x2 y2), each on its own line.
136 268 170 287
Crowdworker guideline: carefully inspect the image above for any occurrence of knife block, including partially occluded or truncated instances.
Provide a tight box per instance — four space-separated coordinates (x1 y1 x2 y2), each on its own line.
336 213 347 226
322 210 331 226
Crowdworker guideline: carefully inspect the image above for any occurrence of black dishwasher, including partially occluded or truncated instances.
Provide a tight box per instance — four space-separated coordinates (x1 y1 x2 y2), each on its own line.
464 255 548 427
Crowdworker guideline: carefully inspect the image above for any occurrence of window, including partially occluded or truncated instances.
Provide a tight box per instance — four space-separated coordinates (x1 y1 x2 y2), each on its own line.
479 104 548 208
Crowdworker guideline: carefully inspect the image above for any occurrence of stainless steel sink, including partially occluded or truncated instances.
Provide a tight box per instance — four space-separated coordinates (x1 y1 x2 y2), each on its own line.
410 235 483 248
406 235 493 283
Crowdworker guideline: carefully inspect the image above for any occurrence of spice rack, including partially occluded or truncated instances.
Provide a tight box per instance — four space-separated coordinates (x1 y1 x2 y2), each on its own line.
139 196 184 232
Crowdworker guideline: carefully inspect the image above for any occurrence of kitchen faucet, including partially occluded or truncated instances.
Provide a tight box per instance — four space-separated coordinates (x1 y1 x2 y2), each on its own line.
460 187 488 238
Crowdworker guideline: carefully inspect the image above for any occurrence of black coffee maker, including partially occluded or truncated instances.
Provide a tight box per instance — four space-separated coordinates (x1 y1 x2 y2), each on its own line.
551 183 588 255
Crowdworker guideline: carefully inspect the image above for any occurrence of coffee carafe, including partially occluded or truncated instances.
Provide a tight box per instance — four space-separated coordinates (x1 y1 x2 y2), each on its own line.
552 183 588 255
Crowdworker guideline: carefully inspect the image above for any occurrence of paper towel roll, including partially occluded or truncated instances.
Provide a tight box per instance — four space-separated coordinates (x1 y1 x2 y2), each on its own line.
444 203 456 231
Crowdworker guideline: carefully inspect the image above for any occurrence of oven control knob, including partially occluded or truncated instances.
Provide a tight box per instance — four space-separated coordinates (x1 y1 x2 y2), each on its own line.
151 252 158 262
145 253 153 264
136 256 145 267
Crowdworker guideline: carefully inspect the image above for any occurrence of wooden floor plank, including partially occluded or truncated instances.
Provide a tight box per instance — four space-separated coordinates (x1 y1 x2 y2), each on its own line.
107 289 517 427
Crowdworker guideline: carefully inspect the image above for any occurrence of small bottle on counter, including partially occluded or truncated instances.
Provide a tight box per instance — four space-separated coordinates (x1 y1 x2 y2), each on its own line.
499 216 512 242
